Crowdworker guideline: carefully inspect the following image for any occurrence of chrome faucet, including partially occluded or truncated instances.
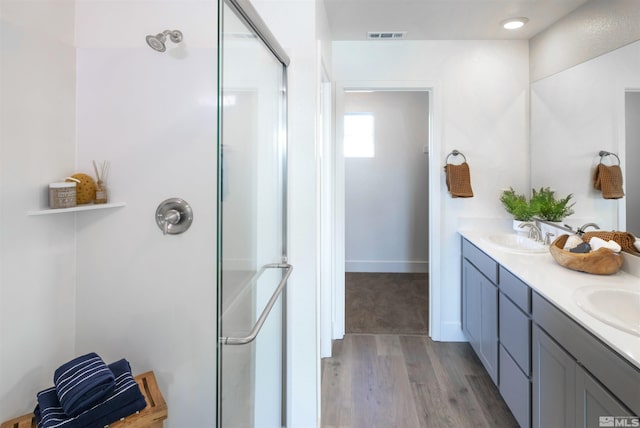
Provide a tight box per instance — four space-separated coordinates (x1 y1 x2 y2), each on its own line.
519 222 542 242
544 232 555 245
577 222 600 236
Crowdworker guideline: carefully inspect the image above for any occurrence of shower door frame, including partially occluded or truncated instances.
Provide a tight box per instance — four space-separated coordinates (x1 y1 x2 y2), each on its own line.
216 0 290 426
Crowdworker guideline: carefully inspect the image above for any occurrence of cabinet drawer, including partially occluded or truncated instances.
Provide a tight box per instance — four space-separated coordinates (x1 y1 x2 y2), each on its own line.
500 345 531 428
500 292 531 375
499 266 531 313
462 239 498 283
533 292 640 416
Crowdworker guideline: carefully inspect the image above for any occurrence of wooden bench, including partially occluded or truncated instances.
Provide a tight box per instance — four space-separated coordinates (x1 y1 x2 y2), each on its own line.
1 371 167 428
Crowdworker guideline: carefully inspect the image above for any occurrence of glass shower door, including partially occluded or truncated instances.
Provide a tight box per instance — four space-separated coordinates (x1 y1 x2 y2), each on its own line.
217 1 290 427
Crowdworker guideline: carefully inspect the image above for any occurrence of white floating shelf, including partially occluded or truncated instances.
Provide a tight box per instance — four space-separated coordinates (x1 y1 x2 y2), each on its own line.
27 202 126 216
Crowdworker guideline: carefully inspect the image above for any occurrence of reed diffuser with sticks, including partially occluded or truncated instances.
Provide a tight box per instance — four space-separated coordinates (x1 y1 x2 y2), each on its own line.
93 160 110 204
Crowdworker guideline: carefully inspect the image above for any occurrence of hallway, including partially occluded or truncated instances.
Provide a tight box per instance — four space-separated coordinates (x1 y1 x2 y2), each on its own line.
320 334 518 428
345 273 429 335
323 273 517 427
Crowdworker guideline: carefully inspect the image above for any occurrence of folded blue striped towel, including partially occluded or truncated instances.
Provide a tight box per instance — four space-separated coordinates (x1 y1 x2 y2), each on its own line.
53 352 115 417
35 359 147 428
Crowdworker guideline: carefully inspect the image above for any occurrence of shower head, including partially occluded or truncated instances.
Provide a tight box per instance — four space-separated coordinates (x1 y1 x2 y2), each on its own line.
146 34 166 52
146 30 183 52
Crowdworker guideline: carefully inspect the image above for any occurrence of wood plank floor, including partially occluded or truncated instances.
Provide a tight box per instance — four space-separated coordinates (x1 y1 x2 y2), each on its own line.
321 334 519 428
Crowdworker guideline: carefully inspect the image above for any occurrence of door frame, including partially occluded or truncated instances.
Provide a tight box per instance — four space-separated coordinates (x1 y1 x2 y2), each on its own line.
318 61 334 358
618 84 640 232
330 80 443 342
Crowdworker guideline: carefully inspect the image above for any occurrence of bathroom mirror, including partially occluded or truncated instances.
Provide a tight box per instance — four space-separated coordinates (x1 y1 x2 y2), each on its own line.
531 39 640 254
626 91 640 238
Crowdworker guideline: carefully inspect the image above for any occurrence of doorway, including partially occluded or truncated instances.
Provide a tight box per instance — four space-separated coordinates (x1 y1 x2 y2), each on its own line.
342 90 430 335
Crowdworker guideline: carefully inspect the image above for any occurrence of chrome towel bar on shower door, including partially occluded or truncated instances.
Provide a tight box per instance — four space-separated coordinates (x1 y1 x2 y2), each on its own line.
220 262 293 345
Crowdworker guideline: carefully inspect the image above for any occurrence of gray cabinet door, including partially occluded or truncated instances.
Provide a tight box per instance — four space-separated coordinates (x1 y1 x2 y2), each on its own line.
479 274 498 384
576 366 633 428
500 345 531 428
462 259 481 347
532 324 576 428
462 259 498 384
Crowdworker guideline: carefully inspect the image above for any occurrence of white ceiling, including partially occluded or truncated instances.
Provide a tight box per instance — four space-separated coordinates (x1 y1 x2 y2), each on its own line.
323 0 591 41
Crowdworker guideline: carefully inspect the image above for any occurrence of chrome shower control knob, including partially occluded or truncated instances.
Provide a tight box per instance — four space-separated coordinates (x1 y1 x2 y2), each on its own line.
160 209 181 234
156 198 193 235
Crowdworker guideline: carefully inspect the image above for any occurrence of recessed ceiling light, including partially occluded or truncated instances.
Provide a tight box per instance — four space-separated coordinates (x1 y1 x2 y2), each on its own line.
502 17 529 30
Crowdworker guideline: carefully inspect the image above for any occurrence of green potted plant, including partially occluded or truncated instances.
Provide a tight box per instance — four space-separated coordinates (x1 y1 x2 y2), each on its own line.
530 187 575 222
500 188 536 230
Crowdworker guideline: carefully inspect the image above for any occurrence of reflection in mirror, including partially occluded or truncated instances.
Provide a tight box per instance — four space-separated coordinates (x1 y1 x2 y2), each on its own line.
530 40 640 255
626 91 640 238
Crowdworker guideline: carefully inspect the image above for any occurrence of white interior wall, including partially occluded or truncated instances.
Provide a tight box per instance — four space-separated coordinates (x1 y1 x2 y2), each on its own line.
333 40 530 341
530 0 640 81
73 2 218 427
625 92 640 236
0 1 77 419
344 91 429 273
315 0 332 73
531 40 640 233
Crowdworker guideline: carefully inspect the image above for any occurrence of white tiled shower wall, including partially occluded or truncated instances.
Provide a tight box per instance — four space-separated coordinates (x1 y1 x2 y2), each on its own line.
74 2 218 427
1 1 219 425
0 1 77 419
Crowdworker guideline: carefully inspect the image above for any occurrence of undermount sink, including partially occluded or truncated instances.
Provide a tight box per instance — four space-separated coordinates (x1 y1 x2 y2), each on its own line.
574 286 640 337
485 233 548 253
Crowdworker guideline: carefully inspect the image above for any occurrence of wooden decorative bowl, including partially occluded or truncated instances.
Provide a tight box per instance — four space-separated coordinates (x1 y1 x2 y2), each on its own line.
549 235 623 275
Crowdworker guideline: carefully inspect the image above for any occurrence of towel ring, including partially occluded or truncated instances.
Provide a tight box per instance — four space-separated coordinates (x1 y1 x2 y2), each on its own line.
446 149 467 164
598 150 620 166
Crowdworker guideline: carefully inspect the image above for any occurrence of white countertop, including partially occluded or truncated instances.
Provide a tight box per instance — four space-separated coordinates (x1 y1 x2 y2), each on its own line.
459 229 640 370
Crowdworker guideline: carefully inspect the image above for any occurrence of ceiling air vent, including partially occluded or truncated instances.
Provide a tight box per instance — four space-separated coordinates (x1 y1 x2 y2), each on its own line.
367 31 407 40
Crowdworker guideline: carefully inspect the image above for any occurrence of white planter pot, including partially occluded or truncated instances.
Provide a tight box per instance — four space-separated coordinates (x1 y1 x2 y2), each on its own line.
513 220 530 234
539 221 565 242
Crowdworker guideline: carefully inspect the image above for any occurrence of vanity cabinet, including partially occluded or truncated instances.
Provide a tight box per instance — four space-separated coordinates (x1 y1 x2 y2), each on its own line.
498 268 532 428
461 237 640 428
462 253 498 384
532 292 639 428
462 239 529 422
532 325 635 428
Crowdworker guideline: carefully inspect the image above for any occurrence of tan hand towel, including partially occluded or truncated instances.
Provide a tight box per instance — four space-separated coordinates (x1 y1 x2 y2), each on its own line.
582 231 639 254
444 162 474 198
593 164 624 199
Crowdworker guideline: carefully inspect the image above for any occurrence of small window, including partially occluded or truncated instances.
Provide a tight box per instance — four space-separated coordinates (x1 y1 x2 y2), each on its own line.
344 113 375 158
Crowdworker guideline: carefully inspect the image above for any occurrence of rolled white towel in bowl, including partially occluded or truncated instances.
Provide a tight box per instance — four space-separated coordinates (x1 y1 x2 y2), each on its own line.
588 236 622 253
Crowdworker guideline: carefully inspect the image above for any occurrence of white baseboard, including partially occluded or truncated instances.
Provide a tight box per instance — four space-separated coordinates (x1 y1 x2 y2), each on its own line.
435 321 467 342
345 260 429 273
